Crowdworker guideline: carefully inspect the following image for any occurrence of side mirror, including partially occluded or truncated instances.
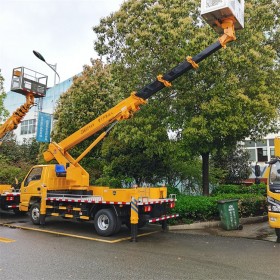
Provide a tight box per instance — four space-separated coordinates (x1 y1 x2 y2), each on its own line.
255 164 261 177
24 178 31 187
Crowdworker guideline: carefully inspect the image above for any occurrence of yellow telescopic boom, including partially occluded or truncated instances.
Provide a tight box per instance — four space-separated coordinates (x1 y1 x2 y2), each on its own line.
0 93 35 143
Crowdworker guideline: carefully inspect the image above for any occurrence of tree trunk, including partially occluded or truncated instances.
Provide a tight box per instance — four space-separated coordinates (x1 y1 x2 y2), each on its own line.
202 152 210 196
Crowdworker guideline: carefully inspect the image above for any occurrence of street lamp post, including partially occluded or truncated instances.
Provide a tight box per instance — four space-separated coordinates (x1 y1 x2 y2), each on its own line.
33 50 60 86
33 50 61 136
33 50 60 113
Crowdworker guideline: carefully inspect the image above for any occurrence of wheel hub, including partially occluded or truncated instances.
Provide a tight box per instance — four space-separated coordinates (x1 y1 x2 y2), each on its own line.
97 214 109 230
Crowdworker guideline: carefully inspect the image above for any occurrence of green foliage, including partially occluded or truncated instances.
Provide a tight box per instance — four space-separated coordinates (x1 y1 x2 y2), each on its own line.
93 0 280 195
211 145 251 184
163 141 202 194
211 183 266 196
0 158 22 184
0 138 40 183
238 194 267 217
48 0 280 190
167 185 181 197
95 173 134 189
0 69 8 120
173 195 219 223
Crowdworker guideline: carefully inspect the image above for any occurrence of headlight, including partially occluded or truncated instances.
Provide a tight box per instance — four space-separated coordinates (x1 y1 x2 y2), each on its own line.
271 205 280 213
267 196 280 213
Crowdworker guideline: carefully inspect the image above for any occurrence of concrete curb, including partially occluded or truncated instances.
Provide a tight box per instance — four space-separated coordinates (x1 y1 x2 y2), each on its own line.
169 215 268 231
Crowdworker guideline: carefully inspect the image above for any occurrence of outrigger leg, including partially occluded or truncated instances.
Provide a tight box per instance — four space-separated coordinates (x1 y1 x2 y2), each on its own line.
130 197 138 242
161 220 168 232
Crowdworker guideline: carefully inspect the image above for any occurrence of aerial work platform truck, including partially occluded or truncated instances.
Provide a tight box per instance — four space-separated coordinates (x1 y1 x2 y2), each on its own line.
0 0 244 241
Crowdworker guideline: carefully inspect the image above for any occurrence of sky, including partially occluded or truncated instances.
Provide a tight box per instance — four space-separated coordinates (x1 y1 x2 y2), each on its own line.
0 0 124 92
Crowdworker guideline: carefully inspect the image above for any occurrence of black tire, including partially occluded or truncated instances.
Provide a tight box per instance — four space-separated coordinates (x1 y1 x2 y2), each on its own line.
30 203 40 225
114 216 122 234
275 228 280 238
94 209 116 237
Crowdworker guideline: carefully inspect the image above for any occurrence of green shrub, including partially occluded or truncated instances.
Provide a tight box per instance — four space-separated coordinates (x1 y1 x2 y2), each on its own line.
170 195 219 223
238 195 267 217
211 183 266 196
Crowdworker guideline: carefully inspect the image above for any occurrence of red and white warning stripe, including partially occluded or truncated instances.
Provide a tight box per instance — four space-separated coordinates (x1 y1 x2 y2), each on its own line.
7 205 19 209
148 214 179 223
47 196 102 203
99 201 130 205
1 193 20 197
46 197 130 205
139 198 176 205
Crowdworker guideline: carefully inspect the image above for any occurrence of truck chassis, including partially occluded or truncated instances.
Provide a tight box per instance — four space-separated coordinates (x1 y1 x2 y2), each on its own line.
0 189 178 240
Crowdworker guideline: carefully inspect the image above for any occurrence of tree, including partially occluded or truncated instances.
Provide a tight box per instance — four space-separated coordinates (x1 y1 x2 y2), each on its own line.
162 140 202 194
0 69 8 122
179 0 280 194
93 0 280 195
0 138 40 183
212 145 251 185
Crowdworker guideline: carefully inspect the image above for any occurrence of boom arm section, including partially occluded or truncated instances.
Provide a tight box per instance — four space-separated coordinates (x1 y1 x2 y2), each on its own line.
43 93 147 163
44 19 236 169
136 19 235 100
0 93 35 142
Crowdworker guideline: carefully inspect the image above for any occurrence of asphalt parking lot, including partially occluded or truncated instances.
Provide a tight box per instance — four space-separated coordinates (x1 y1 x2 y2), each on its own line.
0 210 278 244
1 210 280 280
0 210 163 243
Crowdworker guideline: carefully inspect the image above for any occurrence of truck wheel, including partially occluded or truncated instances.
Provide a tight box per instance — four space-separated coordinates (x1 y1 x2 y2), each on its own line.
94 209 116 237
30 203 40 225
114 216 122 234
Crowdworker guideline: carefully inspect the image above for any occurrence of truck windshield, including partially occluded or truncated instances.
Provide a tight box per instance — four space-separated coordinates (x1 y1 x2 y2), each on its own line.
24 167 42 186
269 161 280 192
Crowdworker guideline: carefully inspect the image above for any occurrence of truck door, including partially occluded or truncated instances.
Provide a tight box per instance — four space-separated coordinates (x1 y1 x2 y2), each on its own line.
20 167 43 211
267 160 280 232
269 161 280 193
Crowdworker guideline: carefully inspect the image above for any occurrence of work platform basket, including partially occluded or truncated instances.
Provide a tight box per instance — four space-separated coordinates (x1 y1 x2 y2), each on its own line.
201 0 245 34
11 67 48 98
